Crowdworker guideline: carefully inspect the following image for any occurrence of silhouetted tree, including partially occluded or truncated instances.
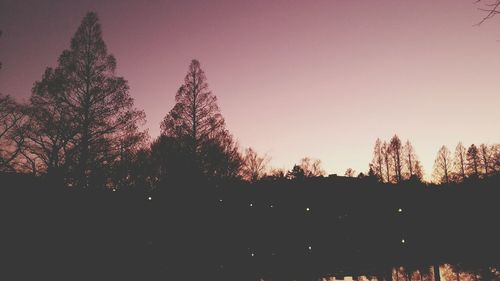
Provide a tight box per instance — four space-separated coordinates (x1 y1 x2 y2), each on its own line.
286 164 305 180
389 135 403 183
453 142 467 182
30 12 146 188
402 140 423 181
466 144 480 178
0 94 26 172
382 141 392 183
160 59 240 180
240 147 270 182
433 145 452 184
297 157 325 177
476 0 500 25
371 138 385 182
479 143 492 177
344 168 356 177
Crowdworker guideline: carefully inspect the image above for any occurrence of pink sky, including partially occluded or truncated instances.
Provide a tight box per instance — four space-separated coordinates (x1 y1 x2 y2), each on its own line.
1 0 499 178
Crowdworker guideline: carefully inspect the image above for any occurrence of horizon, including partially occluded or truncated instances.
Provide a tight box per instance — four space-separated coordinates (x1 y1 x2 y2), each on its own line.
1 0 500 178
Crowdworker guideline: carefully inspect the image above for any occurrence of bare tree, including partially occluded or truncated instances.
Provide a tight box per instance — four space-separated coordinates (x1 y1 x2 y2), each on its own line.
0 94 26 171
433 145 452 184
389 135 403 183
240 147 270 182
298 157 325 177
402 140 423 181
453 142 467 182
479 143 492 177
382 141 392 183
370 138 385 182
466 144 480 178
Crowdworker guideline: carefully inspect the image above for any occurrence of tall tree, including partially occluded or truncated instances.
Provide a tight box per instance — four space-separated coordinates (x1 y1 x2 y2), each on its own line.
240 147 270 182
402 140 422 181
466 144 480 178
382 141 392 183
453 142 467 182
31 12 146 187
389 135 403 183
433 145 452 184
479 143 492 177
161 59 241 179
370 138 385 182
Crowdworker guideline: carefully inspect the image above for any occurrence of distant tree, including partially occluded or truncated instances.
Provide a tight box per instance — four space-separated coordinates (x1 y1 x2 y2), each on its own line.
389 135 403 183
381 141 392 183
286 164 306 180
479 143 492 177
30 12 146 188
240 147 270 182
344 168 356 177
297 157 325 177
370 138 385 182
402 140 423 181
453 142 467 182
161 59 241 180
492 144 500 174
0 94 26 172
466 144 480 178
433 145 452 184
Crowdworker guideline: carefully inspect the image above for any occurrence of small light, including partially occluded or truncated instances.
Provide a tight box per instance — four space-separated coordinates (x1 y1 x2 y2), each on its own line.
251 253 255 257
398 208 403 213
219 199 223 203
270 204 274 208
148 196 152 201
308 246 312 250
249 203 253 207
306 207 310 212
401 239 405 244
112 189 116 192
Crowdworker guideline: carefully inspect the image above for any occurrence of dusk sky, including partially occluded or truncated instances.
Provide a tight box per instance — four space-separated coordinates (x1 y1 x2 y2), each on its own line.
1 0 499 178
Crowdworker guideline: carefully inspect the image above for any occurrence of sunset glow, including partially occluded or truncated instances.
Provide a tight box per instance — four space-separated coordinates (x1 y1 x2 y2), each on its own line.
1 0 499 178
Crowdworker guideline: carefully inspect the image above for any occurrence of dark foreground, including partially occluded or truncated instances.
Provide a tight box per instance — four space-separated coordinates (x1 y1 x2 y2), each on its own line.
1 174 500 280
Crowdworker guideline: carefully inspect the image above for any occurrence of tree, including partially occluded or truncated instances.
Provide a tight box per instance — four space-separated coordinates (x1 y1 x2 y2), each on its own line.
0 94 26 172
298 157 325 177
433 145 452 184
160 59 241 179
479 143 492 177
389 135 403 183
344 168 356 177
453 142 467 182
370 138 385 182
31 12 146 188
382 141 392 183
286 164 305 180
240 147 270 182
402 140 423 181
466 144 480 178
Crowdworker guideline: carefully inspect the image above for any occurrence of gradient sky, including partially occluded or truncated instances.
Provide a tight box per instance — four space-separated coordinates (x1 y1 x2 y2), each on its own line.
1 0 499 178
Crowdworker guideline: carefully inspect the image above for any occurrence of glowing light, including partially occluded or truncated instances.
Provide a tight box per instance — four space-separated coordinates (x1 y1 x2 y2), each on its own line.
251 253 255 257
398 208 403 213
249 203 253 207
219 199 223 203
308 246 312 250
112 189 116 192
270 204 274 208
148 196 152 201
306 207 310 212
401 239 405 244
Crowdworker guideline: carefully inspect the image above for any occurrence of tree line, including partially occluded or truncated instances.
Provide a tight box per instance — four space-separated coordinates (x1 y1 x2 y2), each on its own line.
1 12 499 190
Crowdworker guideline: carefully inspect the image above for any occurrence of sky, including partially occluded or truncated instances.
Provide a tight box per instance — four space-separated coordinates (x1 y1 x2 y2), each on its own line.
1 0 499 178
